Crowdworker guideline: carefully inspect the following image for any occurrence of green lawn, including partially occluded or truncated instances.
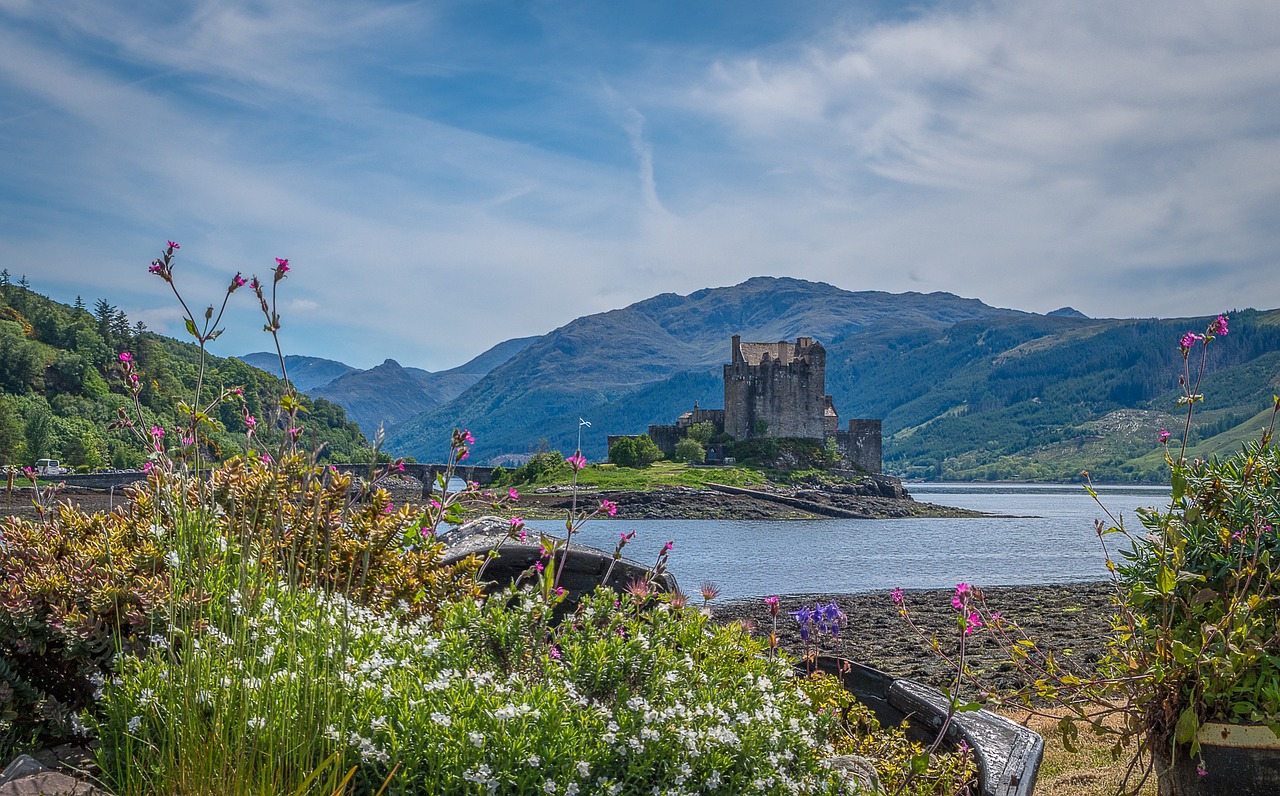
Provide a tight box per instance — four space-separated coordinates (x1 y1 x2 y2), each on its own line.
566 461 770 490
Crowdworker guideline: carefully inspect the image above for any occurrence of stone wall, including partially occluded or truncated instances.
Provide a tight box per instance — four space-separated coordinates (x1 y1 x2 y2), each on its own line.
724 335 829 440
834 419 882 474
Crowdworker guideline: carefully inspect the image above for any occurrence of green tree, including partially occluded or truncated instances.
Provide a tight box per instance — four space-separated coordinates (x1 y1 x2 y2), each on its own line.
23 403 52 462
687 421 716 445
608 437 637 467
674 437 706 464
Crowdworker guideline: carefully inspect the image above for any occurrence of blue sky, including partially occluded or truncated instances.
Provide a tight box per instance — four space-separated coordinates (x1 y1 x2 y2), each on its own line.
2 0 1278 370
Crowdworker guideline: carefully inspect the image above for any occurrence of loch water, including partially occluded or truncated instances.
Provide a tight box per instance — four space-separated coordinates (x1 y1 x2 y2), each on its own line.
525 483 1172 600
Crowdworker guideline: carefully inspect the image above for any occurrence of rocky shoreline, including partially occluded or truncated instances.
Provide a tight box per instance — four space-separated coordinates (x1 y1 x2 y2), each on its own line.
710 581 1118 696
511 477 985 521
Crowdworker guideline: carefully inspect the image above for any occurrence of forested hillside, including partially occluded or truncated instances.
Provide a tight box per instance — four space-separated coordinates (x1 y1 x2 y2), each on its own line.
0 273 367 470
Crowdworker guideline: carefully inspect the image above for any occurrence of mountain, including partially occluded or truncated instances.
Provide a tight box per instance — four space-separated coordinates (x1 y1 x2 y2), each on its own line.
307 337 539 437
384 277 1280 483
385 278 1028 463
237 353 357 392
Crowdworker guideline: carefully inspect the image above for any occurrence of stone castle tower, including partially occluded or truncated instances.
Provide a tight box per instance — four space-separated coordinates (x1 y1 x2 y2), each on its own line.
621 334 882 474
723 335 830 439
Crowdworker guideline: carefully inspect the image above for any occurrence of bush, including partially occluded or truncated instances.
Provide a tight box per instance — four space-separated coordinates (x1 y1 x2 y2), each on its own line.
608 435 663 468
673 437 706 464
97 587 854 796
510 450 571 483
0 458 483 754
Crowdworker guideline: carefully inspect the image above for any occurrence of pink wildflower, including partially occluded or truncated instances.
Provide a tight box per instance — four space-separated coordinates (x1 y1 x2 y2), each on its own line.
764 595 779 617
167 241 180 250
555 587 565 597
119 352 133 363
1214 315 1229 336
1159 429 1171 444
245 415 257 429
566 454 587 471
384 503 393 514
951 582 972 610
288 427 302 440
663 541 673 552
599 499 618 517
1180 331 1204 350
274 258 289 275
261 453 272 465
509 487 519 501
142 461 153 473
549 645 561 660
891 587 904 605
1197 763 1208 777
965 611 983 636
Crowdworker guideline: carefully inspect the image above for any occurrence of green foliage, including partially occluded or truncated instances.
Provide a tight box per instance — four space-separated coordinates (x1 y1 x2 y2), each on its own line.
1111 439 1280 753
0 487 175 750
673 436 706 464
686 421 716 445
508 450 572 483
798 672 976 795
608 434 663 468
98 587 852 796
0 278 367 466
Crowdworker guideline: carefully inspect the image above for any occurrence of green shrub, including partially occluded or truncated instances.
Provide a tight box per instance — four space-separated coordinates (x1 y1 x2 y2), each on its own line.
98 587 853 796
608 435 663 468
673 437 706 464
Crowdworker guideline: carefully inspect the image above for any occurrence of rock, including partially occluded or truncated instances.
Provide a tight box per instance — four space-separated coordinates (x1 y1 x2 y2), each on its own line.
0 770 108 795
0 757 45 786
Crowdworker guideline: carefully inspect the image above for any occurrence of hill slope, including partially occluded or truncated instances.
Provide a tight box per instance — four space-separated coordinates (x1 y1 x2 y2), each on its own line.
308 337 538 436
385 279 1277 483
0 281 367 469
386 278 1026 462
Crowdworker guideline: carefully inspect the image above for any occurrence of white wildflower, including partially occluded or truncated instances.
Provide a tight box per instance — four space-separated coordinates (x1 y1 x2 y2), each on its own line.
247 717 265 729
126 716 142 733
430 712 451 727
164 550 180 569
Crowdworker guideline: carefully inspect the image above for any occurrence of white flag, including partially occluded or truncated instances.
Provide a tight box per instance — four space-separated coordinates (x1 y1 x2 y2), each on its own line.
579 418 592 427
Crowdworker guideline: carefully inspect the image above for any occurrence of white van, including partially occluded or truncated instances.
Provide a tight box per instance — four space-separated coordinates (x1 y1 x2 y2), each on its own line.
33 459 66 476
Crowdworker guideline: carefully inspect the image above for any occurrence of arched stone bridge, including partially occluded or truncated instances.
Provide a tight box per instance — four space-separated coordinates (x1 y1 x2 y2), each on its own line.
325 463 499 498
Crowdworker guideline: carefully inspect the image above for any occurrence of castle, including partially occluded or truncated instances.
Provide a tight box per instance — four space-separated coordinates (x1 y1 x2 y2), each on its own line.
613 335 882 473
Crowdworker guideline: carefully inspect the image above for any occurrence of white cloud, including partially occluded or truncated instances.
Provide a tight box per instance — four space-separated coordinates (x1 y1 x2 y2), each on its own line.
2 0 1279 372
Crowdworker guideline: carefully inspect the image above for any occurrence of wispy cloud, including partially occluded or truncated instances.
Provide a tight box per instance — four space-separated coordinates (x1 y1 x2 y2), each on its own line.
1 0 1277 370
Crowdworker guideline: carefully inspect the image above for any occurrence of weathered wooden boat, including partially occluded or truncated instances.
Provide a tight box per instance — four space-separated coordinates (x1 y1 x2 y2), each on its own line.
808 656 1043 796
439 516 677 601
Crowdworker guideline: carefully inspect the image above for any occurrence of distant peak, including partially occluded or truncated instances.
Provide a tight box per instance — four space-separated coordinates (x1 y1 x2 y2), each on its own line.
379 358 402 368
1047 307 1089 318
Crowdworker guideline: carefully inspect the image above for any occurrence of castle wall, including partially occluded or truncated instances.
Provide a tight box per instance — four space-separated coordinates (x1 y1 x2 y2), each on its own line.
724 337 828 439
835 419 882 474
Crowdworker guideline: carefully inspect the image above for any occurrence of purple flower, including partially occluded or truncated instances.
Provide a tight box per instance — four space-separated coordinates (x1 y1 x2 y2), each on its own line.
599 499 618 517
1197 763 1208 777
891 587 904 605
509 487 519 500
1159 429 1171 444
1180 331 1204 349
274 258 289 273
230 272 247 290
764 595 779 617
119 352 133 363
167 240 180 250
566 454 587 471
1214 315 1229 336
